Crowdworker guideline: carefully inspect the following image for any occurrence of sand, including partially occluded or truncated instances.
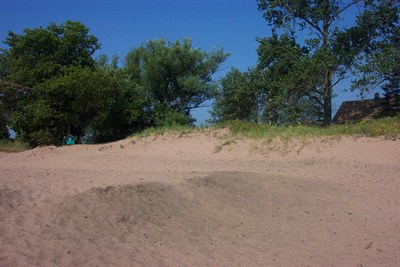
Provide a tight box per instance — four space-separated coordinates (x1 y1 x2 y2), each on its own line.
0 133 399 266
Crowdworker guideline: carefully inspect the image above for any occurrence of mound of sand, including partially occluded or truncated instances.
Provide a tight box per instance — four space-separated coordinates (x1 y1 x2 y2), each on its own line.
0 134 399 266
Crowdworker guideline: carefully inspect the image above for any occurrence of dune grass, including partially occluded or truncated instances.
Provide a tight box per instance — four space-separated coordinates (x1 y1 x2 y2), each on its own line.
0 140 29 153
131 124 205 138
131 116 400 141
129 116 399 153
219 115 400 140
210 116 400 153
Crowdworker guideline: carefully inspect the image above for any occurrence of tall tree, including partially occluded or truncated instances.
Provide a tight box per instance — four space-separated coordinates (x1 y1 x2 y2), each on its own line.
351 0 400 98
125 38 229 126
1 21 103 145
212 34 323 125
257 34 324 124
257 0 369 125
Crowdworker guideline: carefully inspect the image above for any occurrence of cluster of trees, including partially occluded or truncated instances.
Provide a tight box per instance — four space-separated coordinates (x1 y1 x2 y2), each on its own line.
0 21 228 145
212 0 399 125
1 0 398 146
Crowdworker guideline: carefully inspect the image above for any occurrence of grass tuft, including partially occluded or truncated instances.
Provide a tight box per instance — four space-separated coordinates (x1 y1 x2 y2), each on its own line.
0 139 29 153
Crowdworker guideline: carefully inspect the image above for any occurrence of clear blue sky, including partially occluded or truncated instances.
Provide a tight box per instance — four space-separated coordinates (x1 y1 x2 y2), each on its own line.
0 0 377 124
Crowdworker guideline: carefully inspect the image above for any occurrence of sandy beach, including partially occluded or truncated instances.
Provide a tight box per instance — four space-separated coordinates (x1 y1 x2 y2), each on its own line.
1 133 399 266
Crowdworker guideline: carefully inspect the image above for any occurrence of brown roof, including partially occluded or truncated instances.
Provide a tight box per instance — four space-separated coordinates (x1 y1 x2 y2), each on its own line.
333 97 400 124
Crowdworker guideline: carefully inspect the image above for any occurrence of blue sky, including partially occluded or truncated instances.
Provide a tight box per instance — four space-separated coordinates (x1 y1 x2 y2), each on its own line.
0 0 377 124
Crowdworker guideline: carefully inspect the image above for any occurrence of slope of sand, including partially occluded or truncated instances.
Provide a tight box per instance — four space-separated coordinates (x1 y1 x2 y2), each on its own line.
0 133 399 266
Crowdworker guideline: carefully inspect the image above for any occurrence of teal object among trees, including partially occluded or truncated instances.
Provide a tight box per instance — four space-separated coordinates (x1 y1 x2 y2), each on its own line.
64 134 75 145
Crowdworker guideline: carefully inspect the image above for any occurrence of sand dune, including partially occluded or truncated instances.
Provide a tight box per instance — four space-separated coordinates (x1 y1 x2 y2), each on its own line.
0 134 399 266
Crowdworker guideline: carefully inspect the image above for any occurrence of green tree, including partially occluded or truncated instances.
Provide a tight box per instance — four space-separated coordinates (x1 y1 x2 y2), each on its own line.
125 38 229 126
1 21 106 145
257 34 324 124
381 69 400 98
351 0 399 98
88 67 145 143
4 20 100 87
211 68 261 123
257 0 379 125
213 34 323 125
10 67 120 146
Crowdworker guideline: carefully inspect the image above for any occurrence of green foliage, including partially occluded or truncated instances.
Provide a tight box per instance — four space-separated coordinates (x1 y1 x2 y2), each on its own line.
0 83 9 139
351 0 400 97
213 34 323 125
0 49 9 79
256 0 396 125
125 38 229 126
4 20 100 87
2 21 148 146
1 21 102 146
9 67 120 146
0 51 15 139
0 79 30 138
211 68 260 123
96 53 120 70
88 69 145 143
2 20 229 146
153 105 194 127
0 118 9 139
257 34 323 124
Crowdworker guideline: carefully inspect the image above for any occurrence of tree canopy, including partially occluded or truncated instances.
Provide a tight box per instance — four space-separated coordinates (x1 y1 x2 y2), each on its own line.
1 21 104 145
350 0 400 98
212 34 323 125
256 0 399 125
211 67 260 123
4 20 100 87
125 38 228 126
1 22 227 146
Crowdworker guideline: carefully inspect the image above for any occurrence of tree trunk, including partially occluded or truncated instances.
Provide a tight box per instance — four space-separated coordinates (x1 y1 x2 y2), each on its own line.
323 69 332 125
322 0 332 126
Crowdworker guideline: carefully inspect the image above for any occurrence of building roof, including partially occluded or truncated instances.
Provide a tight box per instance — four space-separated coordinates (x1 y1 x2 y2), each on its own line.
333 97 400 124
